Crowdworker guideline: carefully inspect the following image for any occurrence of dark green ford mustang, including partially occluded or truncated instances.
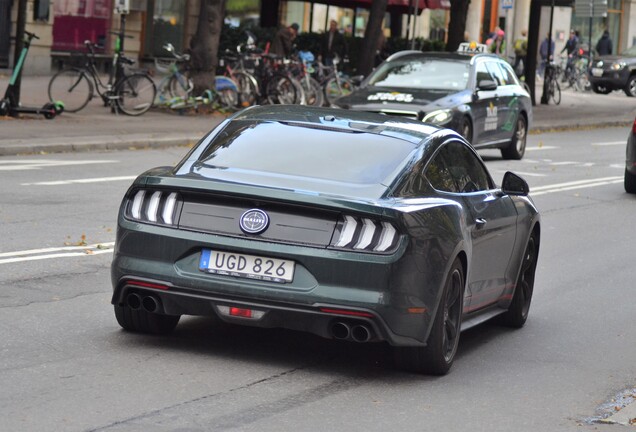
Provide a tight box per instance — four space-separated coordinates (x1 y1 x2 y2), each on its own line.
111 105 540 375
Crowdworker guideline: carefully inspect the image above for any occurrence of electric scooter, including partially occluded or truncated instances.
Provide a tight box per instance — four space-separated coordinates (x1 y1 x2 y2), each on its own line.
0 31 64 119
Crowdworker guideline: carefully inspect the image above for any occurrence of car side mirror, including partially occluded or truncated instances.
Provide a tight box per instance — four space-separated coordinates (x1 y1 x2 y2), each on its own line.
501 172 529 196
477 79 498 91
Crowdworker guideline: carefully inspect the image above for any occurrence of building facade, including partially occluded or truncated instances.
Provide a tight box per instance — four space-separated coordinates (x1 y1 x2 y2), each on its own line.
1 0 635 75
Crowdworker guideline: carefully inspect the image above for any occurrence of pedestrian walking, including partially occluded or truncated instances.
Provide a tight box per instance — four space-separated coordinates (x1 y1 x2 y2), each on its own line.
539 33 555 77
270 23 299 58
489 29 506 57
513 29 528 78
596 30 613 56
321 20 347 66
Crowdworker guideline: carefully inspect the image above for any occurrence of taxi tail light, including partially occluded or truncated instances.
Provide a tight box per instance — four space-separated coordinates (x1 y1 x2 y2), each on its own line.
330 215 398 252
127 189 181 226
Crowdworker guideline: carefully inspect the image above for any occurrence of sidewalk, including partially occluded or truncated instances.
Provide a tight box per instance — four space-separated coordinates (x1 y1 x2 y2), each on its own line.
1 75 636 156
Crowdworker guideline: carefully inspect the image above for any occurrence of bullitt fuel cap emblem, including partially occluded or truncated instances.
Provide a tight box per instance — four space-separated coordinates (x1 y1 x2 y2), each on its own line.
239 209 270 234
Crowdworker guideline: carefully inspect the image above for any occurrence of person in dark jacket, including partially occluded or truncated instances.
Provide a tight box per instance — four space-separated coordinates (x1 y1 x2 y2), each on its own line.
560 30 579 80
321 20 347 66
539 33 555 77
596 30 613 56
270 23 298 58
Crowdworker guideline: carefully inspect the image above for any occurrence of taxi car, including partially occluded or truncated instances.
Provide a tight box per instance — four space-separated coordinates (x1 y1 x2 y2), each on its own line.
589 45 636 96
111 105 541 375
334 43 533 160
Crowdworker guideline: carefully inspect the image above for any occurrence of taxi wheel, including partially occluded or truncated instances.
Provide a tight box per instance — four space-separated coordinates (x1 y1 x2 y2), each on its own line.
624 75 636 97
625 169 636 194
460 117 472 143
501 115 527 160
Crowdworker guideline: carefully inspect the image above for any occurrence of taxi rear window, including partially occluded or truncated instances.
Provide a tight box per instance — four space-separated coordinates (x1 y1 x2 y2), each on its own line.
368 58 469 91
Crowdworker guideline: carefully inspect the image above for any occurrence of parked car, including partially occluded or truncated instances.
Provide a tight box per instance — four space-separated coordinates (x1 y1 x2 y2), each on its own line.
334 45 533 160
589 45 636 96
111 105 541 375
625 116 636 193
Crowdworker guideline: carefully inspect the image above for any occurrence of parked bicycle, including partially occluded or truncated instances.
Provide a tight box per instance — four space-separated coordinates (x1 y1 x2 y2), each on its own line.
543 62 561 105
155 43 239 111
48 32 156 115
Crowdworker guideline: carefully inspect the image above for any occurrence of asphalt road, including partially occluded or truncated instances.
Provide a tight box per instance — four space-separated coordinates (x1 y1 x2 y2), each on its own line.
1 128 634 431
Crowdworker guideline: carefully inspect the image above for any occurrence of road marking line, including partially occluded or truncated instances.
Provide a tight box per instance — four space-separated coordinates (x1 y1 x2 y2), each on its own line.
591 141 625 146
532 177 623 196
0 160 118 171
0 242 115 265
526 146 557 151
22 176 136 186
531 176 622 191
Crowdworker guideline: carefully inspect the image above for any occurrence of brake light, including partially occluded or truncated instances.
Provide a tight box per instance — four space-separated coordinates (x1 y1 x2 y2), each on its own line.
320 308 374 318
632 118 636 135
126 280 170 290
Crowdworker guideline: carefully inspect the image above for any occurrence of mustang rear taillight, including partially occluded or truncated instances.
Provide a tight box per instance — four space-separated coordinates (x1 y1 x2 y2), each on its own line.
127 189 181 226
330 215 398 252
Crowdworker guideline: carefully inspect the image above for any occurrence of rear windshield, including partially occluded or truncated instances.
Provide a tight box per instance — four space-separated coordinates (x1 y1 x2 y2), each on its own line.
196 121 417 185
369 58 470 90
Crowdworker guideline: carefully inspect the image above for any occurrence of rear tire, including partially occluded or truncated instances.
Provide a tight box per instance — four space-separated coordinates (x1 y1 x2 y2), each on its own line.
501 115 527 160
48 69 93 113
116 74 156 116
266 74 298 105
625 169 636 193
393 258 464 375
114 304 180 335
550 80 561 105
624 75 636 97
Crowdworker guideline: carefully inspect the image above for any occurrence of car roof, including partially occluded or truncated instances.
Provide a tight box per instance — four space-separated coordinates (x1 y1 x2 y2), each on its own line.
385 50 503 65
230 105 440 146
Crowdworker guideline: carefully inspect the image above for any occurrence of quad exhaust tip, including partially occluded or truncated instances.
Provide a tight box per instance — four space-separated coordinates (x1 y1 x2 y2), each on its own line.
330 321 373 343
126 292 161 313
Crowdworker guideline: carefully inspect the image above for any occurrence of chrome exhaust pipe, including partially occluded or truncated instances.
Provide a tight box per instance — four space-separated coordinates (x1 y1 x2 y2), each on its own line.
126 293 141 310
351 325 372 343
330 321 351 340
142 296 159 313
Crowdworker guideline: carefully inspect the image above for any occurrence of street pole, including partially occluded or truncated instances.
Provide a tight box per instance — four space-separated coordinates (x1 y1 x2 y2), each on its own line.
541 0 555 104
11 0 27 105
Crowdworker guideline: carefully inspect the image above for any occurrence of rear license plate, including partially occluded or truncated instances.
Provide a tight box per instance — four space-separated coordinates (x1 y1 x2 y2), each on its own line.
591 68 604 77
199 249 295 283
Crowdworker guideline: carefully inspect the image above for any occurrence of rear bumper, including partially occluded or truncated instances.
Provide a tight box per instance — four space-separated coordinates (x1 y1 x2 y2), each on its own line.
112 278 419 345
111 221 447 347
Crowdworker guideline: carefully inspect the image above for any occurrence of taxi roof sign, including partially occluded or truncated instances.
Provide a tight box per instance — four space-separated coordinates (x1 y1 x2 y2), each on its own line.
457 42 487 54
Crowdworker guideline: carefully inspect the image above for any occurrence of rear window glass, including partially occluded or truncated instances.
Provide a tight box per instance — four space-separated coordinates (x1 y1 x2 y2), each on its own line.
197 121 417 184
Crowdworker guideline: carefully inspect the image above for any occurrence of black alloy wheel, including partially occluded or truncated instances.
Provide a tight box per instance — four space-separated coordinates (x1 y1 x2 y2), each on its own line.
501 115 527 160
499 232 538 328
394 258 464 375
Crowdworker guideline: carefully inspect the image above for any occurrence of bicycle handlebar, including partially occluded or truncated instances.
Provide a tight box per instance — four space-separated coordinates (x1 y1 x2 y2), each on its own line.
24 31 40 40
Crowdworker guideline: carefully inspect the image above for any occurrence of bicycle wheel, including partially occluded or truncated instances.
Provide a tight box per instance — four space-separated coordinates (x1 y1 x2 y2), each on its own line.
115 74 156 116
550 80 561 105
168 73 193 99
232 71 258 107
48 69 93 113
266 74 298 105
324 76 354 105
301 76 324 106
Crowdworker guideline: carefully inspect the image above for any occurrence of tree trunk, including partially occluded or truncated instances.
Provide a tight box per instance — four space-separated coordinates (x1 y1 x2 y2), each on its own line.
357 0 388 77
446 0 470 52
189 0 226 95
